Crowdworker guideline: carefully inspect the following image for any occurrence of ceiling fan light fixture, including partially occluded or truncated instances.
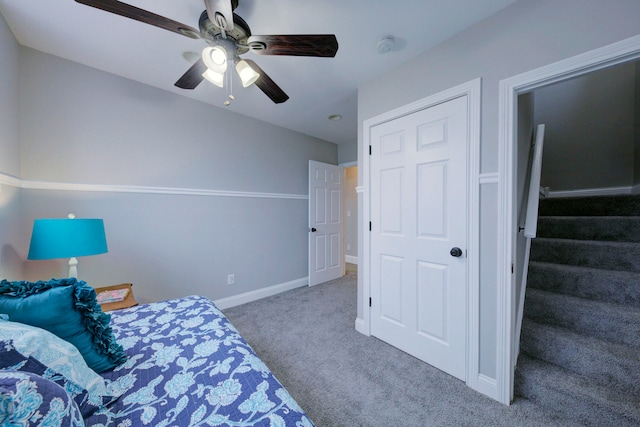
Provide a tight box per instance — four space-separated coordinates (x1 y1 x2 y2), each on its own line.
202 68 225 88
74 0 337 104
236 60 260 87
202 46 228 74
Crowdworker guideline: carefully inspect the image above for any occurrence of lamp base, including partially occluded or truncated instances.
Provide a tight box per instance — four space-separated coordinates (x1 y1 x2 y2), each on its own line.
68 257 78 279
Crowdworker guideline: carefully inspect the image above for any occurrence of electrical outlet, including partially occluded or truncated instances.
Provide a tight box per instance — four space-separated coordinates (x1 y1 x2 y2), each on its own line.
227 274 235 286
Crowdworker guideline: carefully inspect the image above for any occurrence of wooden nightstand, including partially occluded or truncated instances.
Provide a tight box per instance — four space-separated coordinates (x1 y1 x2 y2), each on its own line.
95 283 138 312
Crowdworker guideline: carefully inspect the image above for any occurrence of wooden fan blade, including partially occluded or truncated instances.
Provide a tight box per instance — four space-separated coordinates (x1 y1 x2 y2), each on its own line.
75 0 201 39
174 58 207 89
247 35 338 57
243 60 289 104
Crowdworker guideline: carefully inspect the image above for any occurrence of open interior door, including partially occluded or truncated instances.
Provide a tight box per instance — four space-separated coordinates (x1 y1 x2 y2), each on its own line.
309 161 344 286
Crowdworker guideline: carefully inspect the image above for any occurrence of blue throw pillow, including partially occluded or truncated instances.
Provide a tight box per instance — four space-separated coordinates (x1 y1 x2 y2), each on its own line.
0 278 126 373
0 340 116 419
0 370 85 426
0 317 115 397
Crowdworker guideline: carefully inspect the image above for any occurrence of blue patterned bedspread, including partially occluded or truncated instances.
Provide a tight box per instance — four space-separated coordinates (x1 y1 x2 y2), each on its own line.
86 295 314 427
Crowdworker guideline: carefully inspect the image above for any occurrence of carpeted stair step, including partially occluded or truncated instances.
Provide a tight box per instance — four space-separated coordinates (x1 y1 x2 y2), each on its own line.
515 355 640 426
523 288 640 348
530 238 640 273
527 261 640 306
518 194 640 423
519 319 640 397
537 216 640 242
538 194 640 217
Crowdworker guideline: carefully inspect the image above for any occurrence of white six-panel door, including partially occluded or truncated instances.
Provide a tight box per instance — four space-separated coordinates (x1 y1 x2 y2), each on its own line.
309 161 344 286
370 95 468 380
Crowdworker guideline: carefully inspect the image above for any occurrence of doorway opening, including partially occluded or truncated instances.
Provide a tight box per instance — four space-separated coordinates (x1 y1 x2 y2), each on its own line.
499 35 640 404
343 165 358 271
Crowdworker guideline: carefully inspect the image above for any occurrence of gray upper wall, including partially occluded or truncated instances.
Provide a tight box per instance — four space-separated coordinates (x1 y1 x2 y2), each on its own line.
535 63 637 192
0 12 23 280
636 64 640 186
338 139 357 165
18 48 336 195
358 0 640 175
0 12 19 177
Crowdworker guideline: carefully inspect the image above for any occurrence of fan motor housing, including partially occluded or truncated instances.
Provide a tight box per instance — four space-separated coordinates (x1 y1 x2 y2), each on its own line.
199 10 251 55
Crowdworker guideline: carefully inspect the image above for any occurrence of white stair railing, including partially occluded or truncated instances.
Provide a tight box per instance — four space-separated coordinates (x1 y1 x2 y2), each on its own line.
523 124 545 239
513 124 545 367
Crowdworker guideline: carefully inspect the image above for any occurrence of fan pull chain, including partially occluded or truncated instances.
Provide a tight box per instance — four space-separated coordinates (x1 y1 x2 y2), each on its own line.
224 69 234 106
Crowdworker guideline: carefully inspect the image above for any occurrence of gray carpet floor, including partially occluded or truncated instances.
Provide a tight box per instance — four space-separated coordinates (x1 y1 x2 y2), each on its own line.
223 272 574 427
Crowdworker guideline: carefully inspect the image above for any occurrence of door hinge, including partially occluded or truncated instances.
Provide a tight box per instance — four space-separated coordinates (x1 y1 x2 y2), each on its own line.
369 297 372 307
369 221 372 231
511 263 514 274
369 145 372 155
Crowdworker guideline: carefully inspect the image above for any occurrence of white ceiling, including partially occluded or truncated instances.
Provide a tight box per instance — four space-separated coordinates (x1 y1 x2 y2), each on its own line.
0 0 518 146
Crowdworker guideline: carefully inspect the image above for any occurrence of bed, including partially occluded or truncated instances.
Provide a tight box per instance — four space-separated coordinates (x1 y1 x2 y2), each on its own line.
0 278 314 427
90 295 314 426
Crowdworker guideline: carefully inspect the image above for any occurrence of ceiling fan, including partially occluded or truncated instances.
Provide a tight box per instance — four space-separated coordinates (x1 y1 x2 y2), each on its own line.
74 0 339 104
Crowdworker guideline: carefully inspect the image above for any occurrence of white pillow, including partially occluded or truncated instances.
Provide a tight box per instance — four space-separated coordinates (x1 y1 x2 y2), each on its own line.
0 317 113 397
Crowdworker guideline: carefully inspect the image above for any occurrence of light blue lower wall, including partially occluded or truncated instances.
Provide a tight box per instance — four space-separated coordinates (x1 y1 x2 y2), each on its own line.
479 181 498 379
20 188 309 304
0 185 23 280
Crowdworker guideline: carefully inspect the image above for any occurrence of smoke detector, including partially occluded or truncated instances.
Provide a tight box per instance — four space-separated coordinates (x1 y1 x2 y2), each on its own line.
376 36 395 54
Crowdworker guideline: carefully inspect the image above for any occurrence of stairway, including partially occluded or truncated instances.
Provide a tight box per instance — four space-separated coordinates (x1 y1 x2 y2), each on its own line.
515 194 640 426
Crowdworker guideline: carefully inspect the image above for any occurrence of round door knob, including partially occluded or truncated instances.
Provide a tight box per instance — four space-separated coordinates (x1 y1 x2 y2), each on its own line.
309 227 317 232
450 247 463 257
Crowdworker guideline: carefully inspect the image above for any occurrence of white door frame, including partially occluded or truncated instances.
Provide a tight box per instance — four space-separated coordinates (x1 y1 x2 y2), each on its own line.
497 35 640 405
361 78 481 388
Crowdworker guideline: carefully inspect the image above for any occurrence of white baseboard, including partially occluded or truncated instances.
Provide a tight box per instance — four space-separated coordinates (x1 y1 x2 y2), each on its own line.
547 185 632 198
470 374 499 403
214 277 308 310
355 317 368 335
345 255 358 265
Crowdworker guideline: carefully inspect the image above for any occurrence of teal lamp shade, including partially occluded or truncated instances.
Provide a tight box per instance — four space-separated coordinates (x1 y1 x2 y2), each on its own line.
28 217 108 278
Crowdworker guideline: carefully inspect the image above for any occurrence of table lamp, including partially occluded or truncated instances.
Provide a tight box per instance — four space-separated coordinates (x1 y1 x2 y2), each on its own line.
27 214 108 278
